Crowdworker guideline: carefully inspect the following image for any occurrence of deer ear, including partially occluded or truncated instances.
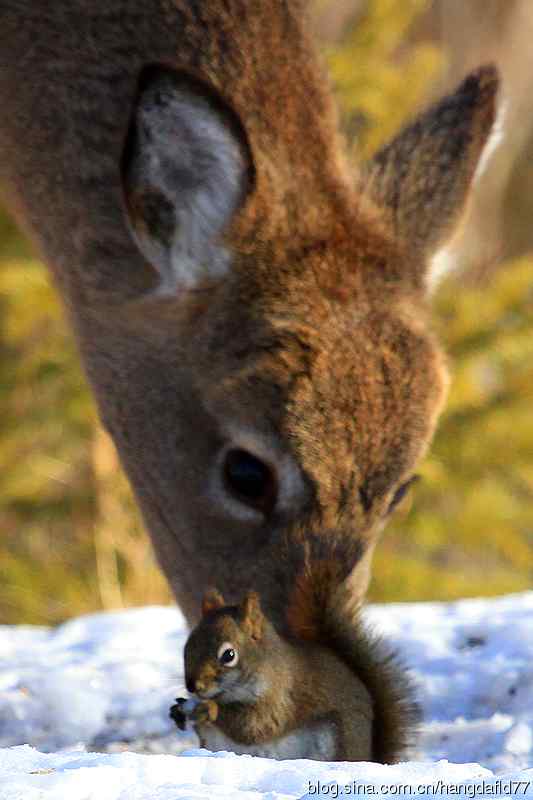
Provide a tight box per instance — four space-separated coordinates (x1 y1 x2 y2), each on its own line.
202 588 226 616
239 591 265 641
360 65 499 269
122 67 253 296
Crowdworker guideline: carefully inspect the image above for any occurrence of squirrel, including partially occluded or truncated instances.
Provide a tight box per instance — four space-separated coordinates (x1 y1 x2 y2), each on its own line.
170 535 419 763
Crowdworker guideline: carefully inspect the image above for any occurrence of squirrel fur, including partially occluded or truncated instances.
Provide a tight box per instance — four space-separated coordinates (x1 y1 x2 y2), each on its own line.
171 535 419 763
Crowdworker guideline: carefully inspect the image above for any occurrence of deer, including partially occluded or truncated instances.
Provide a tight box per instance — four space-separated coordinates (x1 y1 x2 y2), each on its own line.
0 1 498 631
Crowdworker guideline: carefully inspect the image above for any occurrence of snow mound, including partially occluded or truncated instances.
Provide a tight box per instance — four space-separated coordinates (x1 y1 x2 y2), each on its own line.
1 593 532 798
2 744 533 800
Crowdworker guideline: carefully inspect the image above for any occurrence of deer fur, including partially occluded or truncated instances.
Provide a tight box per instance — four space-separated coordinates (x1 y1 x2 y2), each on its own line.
0 2 499 627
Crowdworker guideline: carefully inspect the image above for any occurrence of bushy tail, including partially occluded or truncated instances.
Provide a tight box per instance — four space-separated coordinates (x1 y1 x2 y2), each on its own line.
285 534 420 763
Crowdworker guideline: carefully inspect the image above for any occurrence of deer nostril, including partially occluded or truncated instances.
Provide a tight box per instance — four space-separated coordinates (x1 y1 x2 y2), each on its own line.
186 678 196 694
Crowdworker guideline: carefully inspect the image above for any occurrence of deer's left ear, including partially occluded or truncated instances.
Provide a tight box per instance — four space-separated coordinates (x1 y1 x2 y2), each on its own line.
360 65 500 268
122 66 253 296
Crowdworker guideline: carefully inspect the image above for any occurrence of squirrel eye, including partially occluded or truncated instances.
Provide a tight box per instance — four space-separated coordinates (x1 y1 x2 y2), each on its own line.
387 475 420 515
217 641 239 667
223 448 277 514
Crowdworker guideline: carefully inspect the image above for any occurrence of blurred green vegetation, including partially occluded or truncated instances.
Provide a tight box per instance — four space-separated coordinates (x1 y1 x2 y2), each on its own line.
0 1 531 623
371 260 533 601
327 0 443 157
0 219 172 624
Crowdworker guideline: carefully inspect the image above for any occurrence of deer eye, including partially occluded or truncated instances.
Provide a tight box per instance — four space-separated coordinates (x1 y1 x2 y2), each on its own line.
387 476 419 515
223 448 277 514
217 641 239 667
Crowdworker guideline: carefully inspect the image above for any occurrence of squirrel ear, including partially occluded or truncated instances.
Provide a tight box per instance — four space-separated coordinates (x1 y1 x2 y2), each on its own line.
201 588 226 616
239 591 265 641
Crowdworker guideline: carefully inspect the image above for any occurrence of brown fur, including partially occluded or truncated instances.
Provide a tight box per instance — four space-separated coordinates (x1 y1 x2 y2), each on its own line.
0 3 499 630
182 588 375 761
181 551 418 763
285 535 419 763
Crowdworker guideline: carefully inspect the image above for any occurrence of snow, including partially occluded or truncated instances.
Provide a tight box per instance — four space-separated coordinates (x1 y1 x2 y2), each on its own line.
1 593 532 799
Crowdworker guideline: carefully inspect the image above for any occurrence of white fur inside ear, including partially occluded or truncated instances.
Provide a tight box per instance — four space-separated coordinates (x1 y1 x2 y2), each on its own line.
428 95 507 293
474 95 507 184
127 79 249 295
428 246 457 292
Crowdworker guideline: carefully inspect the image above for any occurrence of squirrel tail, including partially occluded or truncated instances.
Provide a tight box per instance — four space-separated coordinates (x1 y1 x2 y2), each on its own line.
285 534 420 764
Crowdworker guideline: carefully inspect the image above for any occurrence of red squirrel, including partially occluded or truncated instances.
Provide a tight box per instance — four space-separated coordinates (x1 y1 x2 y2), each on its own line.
171 536 419 763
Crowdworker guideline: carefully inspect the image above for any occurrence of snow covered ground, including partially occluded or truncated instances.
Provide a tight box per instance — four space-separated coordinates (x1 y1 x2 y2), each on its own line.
1 592 532 798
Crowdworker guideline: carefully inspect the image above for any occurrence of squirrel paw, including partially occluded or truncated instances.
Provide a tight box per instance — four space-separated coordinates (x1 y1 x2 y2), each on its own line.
169 697 193 731
191 699 219 726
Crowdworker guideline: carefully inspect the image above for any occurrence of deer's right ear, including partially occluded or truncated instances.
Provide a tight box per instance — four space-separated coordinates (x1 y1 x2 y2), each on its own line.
122 67 253 296
360 65 499 273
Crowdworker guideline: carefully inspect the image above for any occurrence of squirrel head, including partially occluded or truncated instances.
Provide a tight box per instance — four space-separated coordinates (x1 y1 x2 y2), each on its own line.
184 589 275 704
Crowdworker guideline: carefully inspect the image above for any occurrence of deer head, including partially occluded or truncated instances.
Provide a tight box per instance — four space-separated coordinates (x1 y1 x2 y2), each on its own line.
0 3 498 627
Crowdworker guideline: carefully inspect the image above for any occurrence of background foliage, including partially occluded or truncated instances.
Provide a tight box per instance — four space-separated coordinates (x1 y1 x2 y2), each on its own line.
0 0 531 623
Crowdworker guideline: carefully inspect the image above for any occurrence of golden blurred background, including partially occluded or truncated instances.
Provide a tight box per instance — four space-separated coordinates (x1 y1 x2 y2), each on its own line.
1 0 531 624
